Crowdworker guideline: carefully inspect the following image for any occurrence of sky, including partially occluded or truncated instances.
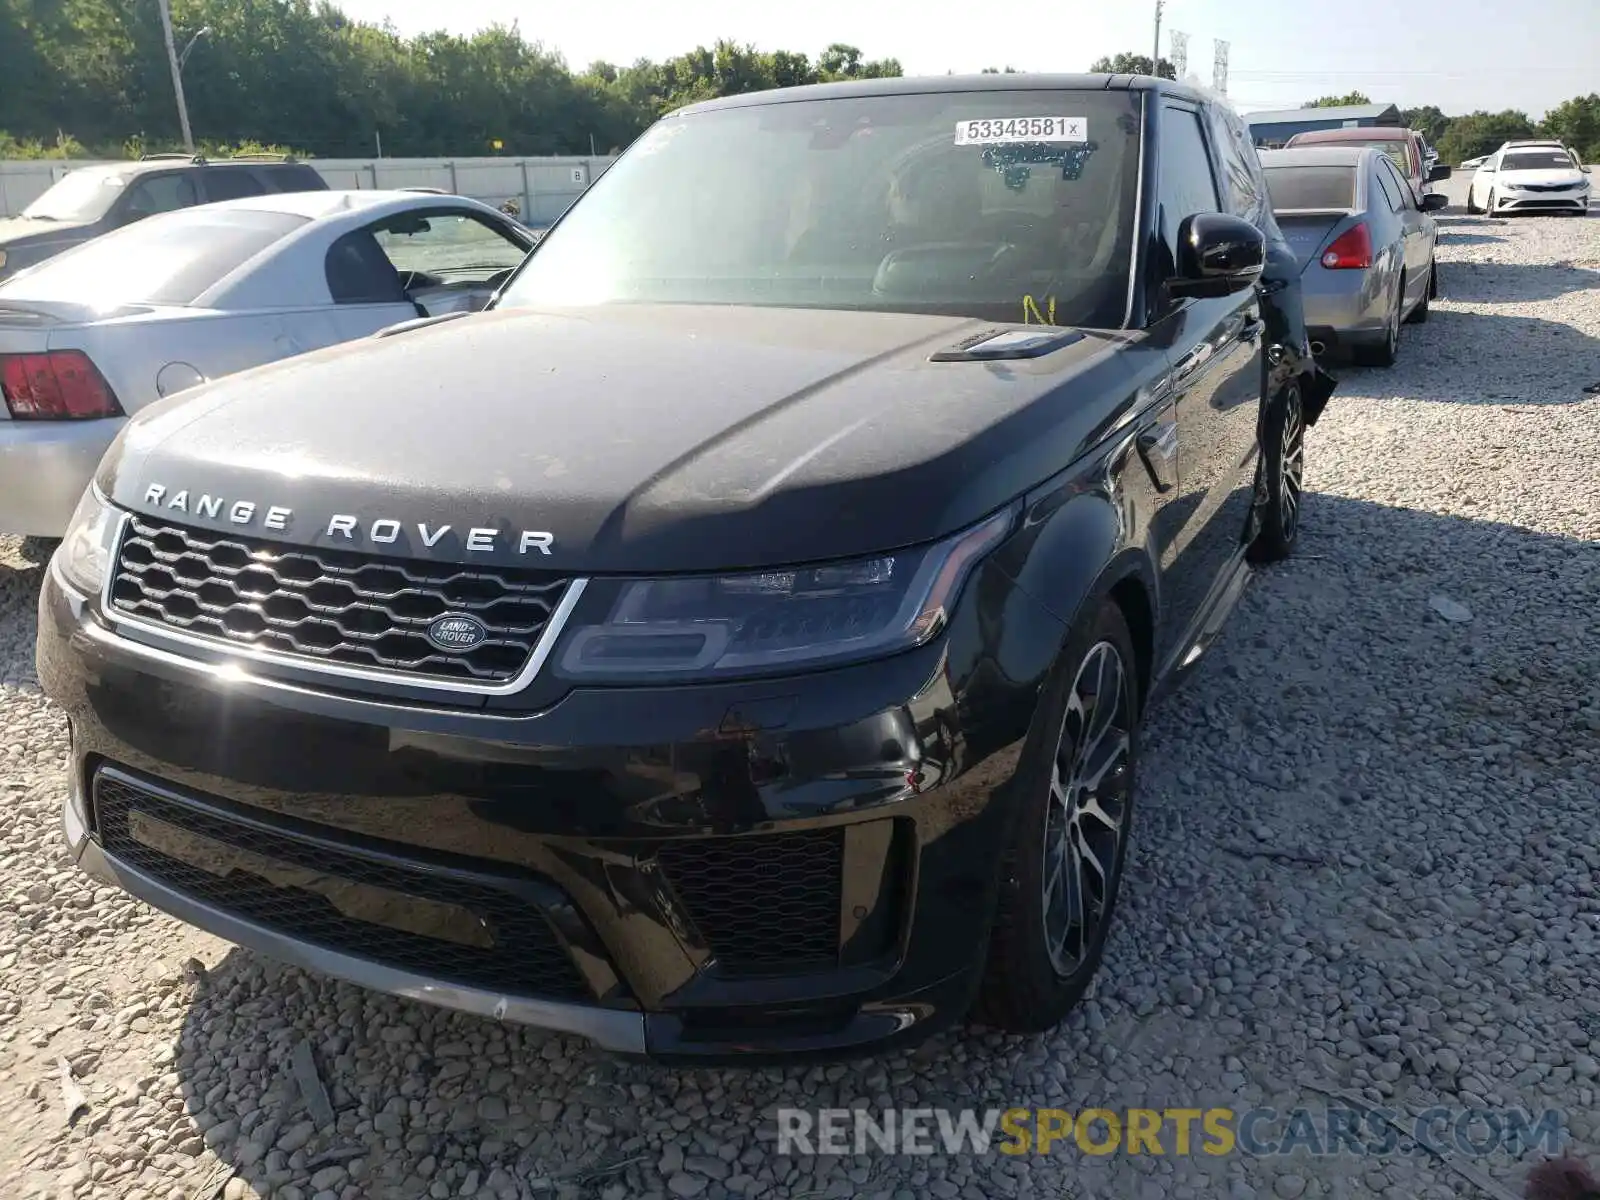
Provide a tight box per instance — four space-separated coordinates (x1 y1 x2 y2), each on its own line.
330 0 1599 119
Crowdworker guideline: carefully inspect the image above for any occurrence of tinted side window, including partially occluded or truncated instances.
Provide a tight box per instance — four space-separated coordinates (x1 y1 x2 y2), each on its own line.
203 169 268 202
324 230 406 304
1385 160 1417 209
1206 104 1268 227
122 173 199 219
1158 106 1222 267
262 164 326 193
1373 163 1403 214
1376 162 1414 214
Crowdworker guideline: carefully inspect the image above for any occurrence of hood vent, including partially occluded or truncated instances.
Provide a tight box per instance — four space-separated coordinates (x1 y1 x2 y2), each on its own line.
930 328 1085 362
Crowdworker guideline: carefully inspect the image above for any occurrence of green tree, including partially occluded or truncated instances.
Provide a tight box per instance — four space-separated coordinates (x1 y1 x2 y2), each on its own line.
1401 105 1452 144
1539 93 1600 162
1089 52 1176 80
817 42 901 81
1304 92 1373 108
1436 110 1537 164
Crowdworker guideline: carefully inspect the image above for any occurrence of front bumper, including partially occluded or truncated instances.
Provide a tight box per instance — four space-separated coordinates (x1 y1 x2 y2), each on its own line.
40 554 1061 1061
0 417 123 537
1491 190 1590 214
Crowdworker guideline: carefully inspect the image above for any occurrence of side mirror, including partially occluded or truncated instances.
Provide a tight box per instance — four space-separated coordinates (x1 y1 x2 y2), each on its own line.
1169 213 1265 300
1420 192 1449 213
1427 164 1453 182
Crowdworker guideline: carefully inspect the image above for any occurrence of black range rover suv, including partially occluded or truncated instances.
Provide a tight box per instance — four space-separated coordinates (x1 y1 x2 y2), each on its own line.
38 75 1326 1061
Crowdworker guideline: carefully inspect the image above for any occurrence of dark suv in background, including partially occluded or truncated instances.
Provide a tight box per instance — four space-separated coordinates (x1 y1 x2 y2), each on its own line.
0 155 328 281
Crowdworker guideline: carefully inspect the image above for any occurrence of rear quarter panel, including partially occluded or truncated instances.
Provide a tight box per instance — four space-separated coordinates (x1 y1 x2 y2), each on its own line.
46 309 348 415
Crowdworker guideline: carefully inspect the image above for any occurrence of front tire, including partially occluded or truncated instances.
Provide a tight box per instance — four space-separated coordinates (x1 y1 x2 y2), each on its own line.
1465 189 1480 215
974 601 1139 1034
1248 381 1305 564
1488 190 1505 218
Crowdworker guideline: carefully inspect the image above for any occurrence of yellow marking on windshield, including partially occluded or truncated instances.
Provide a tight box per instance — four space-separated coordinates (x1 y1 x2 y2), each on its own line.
1022 295 1058 325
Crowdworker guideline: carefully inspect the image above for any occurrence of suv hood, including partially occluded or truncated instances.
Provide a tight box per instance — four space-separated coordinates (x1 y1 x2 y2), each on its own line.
101 304 1128 573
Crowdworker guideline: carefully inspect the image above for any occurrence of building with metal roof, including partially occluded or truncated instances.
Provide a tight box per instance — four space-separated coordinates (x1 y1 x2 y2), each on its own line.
1244 103 1403 147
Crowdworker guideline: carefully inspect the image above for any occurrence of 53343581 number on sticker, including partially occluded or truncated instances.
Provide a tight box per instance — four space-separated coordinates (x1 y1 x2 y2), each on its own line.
955 117 1087 146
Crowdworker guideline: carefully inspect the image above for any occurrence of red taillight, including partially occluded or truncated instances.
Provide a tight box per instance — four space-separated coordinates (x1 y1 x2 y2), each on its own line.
1320 224 1373 270
0 351 123 419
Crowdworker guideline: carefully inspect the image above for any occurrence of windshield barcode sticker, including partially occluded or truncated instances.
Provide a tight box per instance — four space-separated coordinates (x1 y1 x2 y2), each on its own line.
955 117 1086 146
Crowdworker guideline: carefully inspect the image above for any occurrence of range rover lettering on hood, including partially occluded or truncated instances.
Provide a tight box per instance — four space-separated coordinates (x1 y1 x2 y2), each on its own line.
139 484 555 556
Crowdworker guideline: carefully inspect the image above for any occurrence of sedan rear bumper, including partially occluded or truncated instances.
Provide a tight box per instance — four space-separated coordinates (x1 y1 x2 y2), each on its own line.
0 417 122 537
1300 266 1391 356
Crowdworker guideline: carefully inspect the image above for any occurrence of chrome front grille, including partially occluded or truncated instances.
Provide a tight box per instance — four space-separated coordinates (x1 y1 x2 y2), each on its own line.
108 515 573 685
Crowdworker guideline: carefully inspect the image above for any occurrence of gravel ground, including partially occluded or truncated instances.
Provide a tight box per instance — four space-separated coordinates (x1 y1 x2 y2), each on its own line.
2 180 1597 1200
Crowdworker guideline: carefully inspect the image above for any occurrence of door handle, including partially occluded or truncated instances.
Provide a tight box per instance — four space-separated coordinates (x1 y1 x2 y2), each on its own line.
1175 343 1210 383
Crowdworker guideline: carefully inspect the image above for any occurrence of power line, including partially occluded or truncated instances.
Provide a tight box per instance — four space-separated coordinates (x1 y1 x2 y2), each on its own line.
1232 67 1594 78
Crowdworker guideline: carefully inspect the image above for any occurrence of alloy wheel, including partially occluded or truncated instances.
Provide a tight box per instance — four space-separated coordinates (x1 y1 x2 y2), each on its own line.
1279 387 1305 539
1041 641 1133 976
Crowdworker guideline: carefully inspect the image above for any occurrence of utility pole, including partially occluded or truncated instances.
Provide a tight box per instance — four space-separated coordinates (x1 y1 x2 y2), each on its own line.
1152 0 1165 77
156 0 195 153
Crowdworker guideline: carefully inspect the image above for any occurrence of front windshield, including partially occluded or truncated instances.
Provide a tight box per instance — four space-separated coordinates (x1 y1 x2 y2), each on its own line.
1502 151 1575 171
497 89 1144 329
20 169 125 222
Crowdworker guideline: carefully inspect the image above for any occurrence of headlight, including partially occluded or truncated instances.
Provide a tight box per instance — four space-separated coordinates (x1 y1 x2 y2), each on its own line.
55 486 122 597
554 507 1016 682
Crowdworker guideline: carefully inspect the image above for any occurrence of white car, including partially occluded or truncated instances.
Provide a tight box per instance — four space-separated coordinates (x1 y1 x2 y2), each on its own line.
1497 139 1582 168
1466 145 1593 218
0 190 535 537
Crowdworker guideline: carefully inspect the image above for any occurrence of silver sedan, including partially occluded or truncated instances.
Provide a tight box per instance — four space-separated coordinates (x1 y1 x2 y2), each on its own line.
0 190 534 537
1260 146 1446 367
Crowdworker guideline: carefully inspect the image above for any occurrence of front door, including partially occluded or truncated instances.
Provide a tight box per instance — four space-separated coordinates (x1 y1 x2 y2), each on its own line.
1379 157 1434 311
1149 103 1266 672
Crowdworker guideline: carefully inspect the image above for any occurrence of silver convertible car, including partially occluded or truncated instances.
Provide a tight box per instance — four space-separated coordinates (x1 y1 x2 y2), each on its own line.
1260 146 1446 367
0 190 534 537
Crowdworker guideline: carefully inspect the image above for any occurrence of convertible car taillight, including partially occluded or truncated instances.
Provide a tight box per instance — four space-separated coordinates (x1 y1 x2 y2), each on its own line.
0 350 124 419
1320 224 1373 270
